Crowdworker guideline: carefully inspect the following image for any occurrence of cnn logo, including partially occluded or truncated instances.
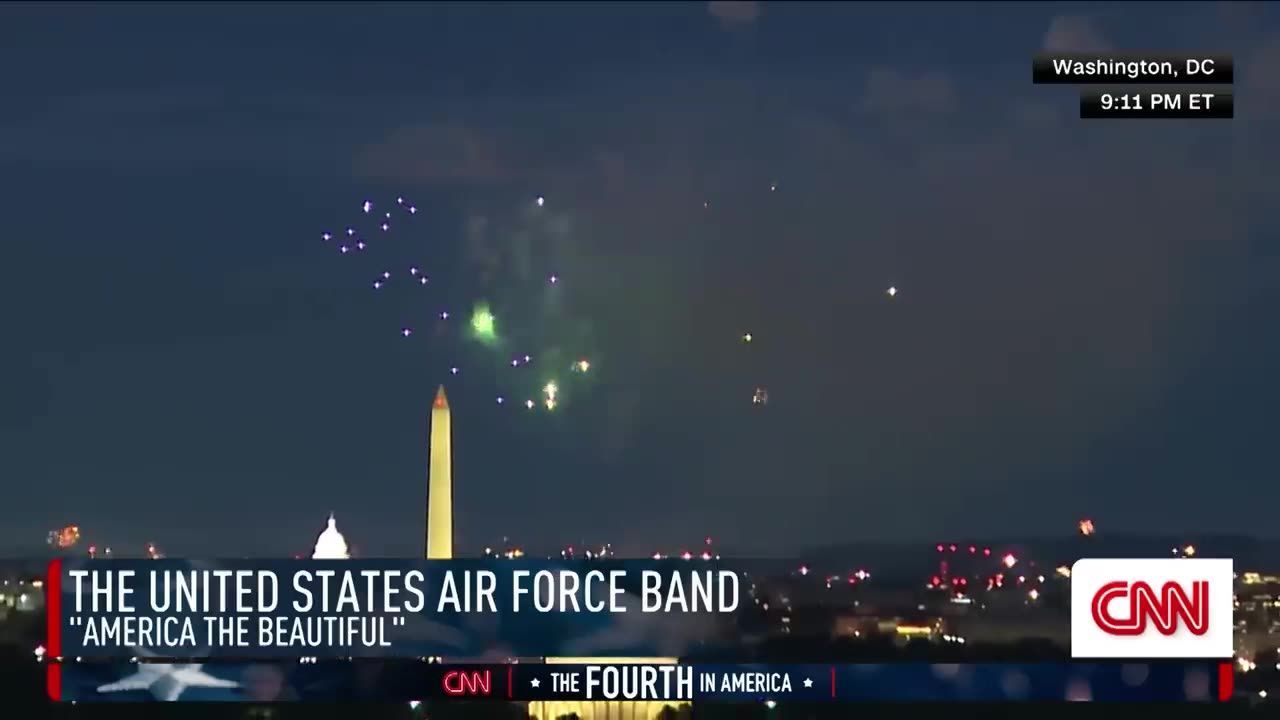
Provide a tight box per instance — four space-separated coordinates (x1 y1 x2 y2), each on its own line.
442 669 492 697
1071 558 1234 658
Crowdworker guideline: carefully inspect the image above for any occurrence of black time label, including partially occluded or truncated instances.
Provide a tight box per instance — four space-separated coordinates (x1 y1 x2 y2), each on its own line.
1079 88 1233 119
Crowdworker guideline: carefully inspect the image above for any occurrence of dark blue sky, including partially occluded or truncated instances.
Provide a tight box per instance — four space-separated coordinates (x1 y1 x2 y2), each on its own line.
1 2 1276 556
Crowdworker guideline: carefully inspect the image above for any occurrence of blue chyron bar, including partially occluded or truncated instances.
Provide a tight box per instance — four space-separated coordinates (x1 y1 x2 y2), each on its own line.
50 661 1233 702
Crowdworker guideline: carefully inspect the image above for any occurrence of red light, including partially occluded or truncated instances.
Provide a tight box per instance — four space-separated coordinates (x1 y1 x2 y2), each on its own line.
983 548 991 556
959 577 968 585
931 576 941 586
847 576 857 584
969 545 977 554
949 544 957 552
936 544 944 552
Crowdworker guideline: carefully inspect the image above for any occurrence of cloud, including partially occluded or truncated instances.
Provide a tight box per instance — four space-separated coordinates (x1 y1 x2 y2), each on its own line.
1241 32 1280 113
707 1 762 29
1231 32 1280 207
592 149 627 191
0 88 368 177
44 88 228 118
860 68 954 115
1217 1 1268 28
1042 14 1111 52
352 123 514 183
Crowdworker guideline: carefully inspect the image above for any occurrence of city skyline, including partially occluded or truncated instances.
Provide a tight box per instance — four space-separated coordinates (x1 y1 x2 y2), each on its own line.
2 3 1278 555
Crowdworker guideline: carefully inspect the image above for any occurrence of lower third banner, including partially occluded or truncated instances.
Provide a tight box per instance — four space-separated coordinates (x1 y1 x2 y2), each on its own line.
51 660 1232 702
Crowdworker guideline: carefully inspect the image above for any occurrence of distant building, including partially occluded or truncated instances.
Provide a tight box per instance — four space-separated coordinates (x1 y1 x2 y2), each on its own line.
948 614 1069 647
0 578 45 616
312 514 350 559
833 612 944 644
1237 572 1280 659
850 587 926 614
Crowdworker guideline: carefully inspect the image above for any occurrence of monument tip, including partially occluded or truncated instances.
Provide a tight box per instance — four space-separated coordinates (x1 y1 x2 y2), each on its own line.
433 385 449 409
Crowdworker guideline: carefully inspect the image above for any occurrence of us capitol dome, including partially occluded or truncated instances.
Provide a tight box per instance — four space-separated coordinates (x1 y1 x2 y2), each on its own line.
312 514 350 560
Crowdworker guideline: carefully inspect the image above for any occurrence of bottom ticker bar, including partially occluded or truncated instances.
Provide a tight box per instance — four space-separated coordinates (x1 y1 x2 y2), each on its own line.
53 660 1228 703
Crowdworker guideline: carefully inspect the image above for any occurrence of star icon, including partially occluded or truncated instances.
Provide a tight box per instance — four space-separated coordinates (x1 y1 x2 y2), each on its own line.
96 663 240 701
530 677 541 688
803 677 813 688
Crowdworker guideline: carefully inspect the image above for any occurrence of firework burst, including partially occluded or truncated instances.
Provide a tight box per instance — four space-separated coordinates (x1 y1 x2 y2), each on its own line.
318 196 596 414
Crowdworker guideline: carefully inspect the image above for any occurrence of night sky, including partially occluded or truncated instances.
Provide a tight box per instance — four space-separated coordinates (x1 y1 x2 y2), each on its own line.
2 2 1277 557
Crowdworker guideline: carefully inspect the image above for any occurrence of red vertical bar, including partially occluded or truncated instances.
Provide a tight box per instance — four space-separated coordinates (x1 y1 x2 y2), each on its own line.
1217 662 1233 702
45 559 62 701
507 664 513 698
45 559 62 656
46 666 61 702
830 666 836 698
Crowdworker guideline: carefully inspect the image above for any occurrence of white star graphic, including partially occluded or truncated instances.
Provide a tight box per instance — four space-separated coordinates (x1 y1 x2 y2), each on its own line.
96 663 240 701
803 678 813 688
530 677 541 688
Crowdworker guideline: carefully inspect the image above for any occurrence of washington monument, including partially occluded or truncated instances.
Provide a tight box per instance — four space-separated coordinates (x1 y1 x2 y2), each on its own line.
420 384 683 719
426 385 453 559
